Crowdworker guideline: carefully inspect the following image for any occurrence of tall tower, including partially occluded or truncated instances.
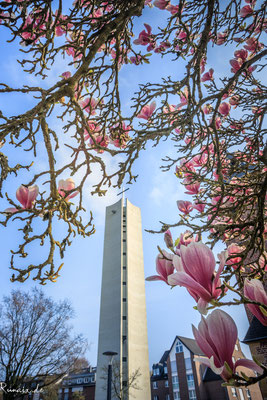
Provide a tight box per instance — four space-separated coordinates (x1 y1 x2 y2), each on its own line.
95 198 151 400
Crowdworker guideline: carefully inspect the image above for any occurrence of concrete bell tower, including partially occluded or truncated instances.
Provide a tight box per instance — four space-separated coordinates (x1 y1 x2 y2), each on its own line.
95 198 151 399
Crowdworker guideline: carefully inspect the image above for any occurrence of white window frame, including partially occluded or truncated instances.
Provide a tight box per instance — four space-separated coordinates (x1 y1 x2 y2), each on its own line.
152 381 158 389
175 340 183 353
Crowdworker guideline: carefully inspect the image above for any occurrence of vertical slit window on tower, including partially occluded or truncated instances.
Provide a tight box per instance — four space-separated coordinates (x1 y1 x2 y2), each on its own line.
122 357 127 362
123 316 127 320
123 282 126 285
123 298 127 302
123 266 126 270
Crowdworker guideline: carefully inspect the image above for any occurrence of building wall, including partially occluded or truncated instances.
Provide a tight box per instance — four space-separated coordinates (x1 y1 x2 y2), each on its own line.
150 378 170 400
247 340 267 398
95 199 123 400
126 199 151 399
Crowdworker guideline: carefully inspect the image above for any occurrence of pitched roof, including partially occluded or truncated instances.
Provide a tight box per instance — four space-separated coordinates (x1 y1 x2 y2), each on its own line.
159 350 170 364
168 335 205 356
178 336 205 356
243 316 267 343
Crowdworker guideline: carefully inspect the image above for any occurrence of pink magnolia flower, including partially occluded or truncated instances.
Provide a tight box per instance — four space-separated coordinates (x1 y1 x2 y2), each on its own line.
192 153 208 167
193 202 206 213
166 4 179 14
168 243 227 313
58 178 78 200
176 30 187 42
230 58 242 73
137 101 156 120
201 68 214 82
240 5 254 18
164 230 173 248
89 132 109 153
146 250 174 284
176 231 200 254
79 97 98 115
154 0 169 10
177 200 193 215
226 243 244 269
200 57 206 73
192 309 263 381
176 87 188 109
234 48 248 61
133 24 153 46
218 102 231 117
216 32 228 45
244 279 267 326
184 179 201 195
215 117 222 129
61 71 71 79
244 37 263 53
203 104 212 114
84 121 101 141
229 95 240 107
16 185 39 209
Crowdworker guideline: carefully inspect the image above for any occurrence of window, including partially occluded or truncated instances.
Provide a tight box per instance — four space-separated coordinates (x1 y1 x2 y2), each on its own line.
231 387 237 397
165 395 170 400
164 366 168 374
153 381 158 389
165 380 169 387
123 239 126 242
123 298 127 302
84 377 89 383
189 390 197 400
123 282 126 285
122 335 127 341
187 374 195 389
64 393 68 400
175 340 183 353
122 381 127 387
172 375 179 390
185 357 192 370
171 360 177 373
246 389 251 399
123 252 126 255
123 266 126 270
153 396 159 400
122 316 127 320
174 392 180 400
91 375 95 383
122 357 127 362
77 379 82 384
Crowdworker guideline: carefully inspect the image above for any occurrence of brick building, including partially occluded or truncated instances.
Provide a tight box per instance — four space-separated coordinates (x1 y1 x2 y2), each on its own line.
60 367 96 400
151 335 262 400
243 317 267 399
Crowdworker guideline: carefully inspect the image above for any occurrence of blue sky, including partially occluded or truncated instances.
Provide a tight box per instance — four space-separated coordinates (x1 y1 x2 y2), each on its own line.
0 2 254 367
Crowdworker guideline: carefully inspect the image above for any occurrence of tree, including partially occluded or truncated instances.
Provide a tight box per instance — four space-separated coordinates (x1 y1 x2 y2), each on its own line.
101 360 141 400
0 0 266 390
0 289 87 400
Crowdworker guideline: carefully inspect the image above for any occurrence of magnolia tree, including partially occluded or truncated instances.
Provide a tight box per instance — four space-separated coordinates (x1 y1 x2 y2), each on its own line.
0 0 266 390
